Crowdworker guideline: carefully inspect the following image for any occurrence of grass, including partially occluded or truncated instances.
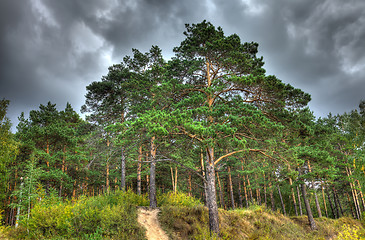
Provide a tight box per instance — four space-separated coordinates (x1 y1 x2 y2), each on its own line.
3 191 365 239
159 204 365 240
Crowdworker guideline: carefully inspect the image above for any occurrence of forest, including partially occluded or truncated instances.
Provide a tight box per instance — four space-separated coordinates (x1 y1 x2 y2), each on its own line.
1 21 365 238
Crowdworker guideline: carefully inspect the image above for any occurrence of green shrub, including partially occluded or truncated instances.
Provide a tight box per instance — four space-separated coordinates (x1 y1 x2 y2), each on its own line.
158 191 202 207
18 190 147 239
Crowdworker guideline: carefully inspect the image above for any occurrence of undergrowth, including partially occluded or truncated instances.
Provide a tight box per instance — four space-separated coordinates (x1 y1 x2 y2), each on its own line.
5 191 365 240
10 189 148 239
159 204 365 240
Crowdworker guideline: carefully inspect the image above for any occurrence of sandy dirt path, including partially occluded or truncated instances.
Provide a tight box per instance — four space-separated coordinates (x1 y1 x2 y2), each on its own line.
138 208 169 240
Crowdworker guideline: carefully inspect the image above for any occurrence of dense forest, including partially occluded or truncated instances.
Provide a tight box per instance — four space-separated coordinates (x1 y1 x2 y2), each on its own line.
1 21 365 237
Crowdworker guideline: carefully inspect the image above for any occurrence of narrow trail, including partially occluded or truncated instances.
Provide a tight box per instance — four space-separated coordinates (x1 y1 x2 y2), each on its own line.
137 207 169 240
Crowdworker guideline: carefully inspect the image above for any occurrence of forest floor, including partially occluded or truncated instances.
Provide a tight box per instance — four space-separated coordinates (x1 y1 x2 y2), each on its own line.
137 207 169 240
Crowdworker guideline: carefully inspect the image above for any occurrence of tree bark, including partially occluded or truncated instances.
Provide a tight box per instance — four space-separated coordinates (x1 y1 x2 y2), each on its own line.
346 166 361 219
356 180 365 211
216 171 225 209
334 188 344 217
277 185 286 215
299 167 317 230
238 174 243 208
175 167 178 193
120 146 126 191
289 178 298 216
206 147 220 235
269 182 275 211
301 182 317 230
314 192 322 218
106 161 110 193
228 166 235 209
346 192 356 219
307 160 322 218
171 167 175 193
297 186 303 216
321 183 328 218
247 175 253 204
149 137 157 209
326 188 336 218
201 149 208 206
137 145 142 195
240 160 249 208
332 188 340 218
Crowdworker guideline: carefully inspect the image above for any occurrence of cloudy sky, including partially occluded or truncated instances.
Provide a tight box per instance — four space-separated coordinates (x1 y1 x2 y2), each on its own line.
1 0 365 131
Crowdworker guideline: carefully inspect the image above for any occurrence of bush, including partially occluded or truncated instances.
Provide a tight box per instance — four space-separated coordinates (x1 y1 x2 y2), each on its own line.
158 191 202 207
18 190 148 239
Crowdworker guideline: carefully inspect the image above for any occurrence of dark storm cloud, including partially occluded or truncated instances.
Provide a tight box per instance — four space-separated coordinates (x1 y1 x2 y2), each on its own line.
1 0 364 131
209 0 365 116
0 0 208 130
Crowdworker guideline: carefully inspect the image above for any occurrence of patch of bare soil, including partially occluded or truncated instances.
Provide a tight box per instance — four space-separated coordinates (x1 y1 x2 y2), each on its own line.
138 207 169 240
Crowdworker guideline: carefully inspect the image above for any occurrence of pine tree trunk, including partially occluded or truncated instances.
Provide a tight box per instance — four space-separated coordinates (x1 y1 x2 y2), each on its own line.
270 182 275 211
175 167 178 193
240 160 249 208
336 190 344 217
206 147 220 235
289 178 298 216
247 176 253 204
255 175 261 205
308 160 322 217
171 167 175 192
120 146 126 191
137 145 142 195
217 171 225 209
228 166 235 209
356 180 365 211
346 166 361 219
149 137 157 209
314 192 322 218
327 188 336 218
332 188 340 218
297 186 303 216
238 174 243 208
346 193 356 219
201 149 208 206
277 185 286 215
321 183 328 218
301 182 317 230
106 161 110 194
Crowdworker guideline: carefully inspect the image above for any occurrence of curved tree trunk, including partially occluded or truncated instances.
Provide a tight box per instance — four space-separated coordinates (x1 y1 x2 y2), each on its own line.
299 167 317 230
301 182 317 230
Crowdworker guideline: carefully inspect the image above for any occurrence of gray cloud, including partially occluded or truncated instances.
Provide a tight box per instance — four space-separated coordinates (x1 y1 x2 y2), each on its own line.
1 0 364 131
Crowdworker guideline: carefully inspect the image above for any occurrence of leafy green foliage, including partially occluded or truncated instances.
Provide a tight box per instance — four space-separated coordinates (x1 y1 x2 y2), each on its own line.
18 190 147 239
